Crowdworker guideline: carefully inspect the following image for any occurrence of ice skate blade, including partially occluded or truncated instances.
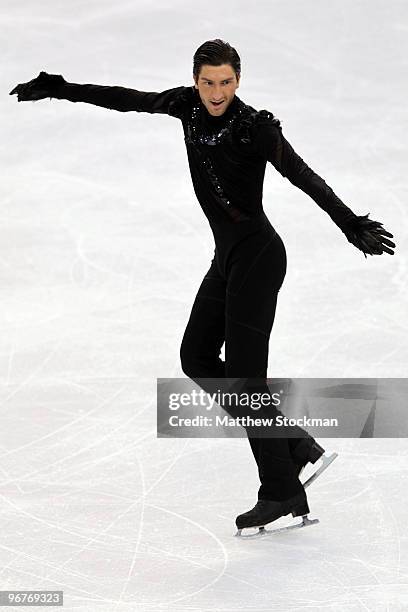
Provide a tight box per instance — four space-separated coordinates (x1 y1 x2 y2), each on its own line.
303 452 338 489
235 515 319 538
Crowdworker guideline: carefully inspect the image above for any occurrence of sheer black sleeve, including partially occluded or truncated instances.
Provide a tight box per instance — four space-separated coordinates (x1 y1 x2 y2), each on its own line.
252 111 357 230
53 82 191 117
250 111 396 257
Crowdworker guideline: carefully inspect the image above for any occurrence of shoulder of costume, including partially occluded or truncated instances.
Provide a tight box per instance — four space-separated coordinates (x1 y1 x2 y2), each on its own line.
167 85 195 118
234 97 282 144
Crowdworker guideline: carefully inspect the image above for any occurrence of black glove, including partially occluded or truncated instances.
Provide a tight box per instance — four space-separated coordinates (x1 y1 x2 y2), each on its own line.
342 213 395 258
9 71 66 101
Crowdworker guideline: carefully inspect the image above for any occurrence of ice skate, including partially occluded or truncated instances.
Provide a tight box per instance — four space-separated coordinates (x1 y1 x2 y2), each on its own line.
235 491 319 538
292 439 338 488
303 451 338 489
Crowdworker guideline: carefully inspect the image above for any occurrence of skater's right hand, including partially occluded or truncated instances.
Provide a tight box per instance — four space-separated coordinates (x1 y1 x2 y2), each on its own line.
9 71 66 102
342 214 396 258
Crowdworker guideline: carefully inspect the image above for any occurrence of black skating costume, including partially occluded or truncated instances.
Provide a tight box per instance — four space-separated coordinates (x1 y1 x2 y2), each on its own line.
50 80 380 508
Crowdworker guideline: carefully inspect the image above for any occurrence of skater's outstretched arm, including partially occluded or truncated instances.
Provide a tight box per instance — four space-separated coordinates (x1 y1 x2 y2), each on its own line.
9 71 189 115
253 114 395 257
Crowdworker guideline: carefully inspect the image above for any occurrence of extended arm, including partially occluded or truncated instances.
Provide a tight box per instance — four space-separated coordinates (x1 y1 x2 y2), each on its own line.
253 113 395 257
54 81 188 114
9 70 189 115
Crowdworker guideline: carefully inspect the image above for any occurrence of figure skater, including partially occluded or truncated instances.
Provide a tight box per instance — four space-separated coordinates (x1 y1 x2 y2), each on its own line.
10 39 395 535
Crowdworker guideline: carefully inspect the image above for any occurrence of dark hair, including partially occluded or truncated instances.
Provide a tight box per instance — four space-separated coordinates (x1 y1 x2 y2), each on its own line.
193 38 241 81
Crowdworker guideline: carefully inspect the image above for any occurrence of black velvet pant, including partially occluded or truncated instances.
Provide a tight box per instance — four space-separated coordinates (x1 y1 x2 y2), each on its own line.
180 212 312 501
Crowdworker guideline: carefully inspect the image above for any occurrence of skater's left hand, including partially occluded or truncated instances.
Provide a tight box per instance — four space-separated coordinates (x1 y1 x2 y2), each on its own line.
9 71 66 102
343 214 396 258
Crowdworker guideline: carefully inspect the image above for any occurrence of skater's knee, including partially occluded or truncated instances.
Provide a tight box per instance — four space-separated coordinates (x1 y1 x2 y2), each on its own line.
180 357 195 378
179 342 197 378
180 342 216 378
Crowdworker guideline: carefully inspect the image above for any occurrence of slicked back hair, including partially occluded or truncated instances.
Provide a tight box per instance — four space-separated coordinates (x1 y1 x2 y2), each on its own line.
193 39 241 82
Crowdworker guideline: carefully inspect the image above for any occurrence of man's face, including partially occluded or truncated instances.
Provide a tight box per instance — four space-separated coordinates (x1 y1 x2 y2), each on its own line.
193 63 240 116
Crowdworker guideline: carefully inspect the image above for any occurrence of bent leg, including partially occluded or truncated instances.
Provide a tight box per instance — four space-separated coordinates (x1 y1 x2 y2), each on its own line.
180 252 226 379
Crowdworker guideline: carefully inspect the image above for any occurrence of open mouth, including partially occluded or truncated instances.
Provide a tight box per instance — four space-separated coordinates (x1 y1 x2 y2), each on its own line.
211 101 224 107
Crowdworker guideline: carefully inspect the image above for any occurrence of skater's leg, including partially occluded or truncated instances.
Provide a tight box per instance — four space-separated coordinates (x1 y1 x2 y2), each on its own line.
180 252 226 380
224 308 304 499
224 229 305 500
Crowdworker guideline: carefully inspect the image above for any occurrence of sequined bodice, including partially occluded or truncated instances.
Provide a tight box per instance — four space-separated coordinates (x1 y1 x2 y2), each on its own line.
181 90 265 222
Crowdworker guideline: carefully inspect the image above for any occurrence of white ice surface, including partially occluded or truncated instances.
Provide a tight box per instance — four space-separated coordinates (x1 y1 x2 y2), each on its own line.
1 0 408 610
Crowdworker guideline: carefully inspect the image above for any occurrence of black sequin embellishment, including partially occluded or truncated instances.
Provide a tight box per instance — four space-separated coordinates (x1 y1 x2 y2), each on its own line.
201 156 250 222
183 92 281 222
185 98 243 147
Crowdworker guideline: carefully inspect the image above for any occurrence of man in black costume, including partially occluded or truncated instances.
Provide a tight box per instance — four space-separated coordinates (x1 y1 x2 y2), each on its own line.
10 39 395 535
